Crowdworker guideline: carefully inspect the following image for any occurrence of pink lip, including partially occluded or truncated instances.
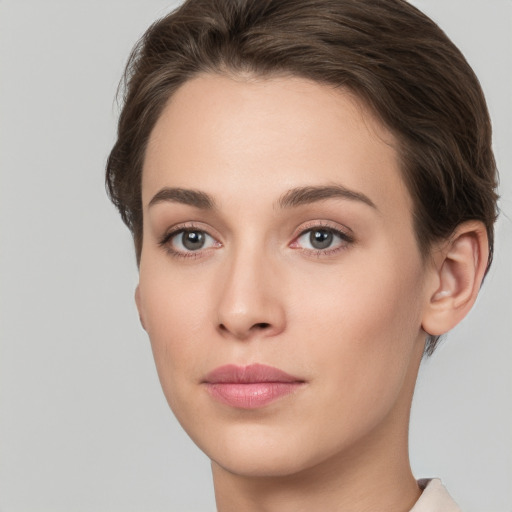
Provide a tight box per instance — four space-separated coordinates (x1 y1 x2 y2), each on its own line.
203 364 305 409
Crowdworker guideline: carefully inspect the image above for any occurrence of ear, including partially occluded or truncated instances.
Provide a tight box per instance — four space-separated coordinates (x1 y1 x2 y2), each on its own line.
134 285 147 331
421 221 489 336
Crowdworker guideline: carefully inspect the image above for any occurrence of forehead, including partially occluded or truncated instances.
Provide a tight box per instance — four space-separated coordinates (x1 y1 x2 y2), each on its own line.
143 73 412 220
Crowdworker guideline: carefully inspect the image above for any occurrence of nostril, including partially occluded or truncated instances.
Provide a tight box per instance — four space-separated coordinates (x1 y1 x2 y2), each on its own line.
253 322 271 330
216 321 275 338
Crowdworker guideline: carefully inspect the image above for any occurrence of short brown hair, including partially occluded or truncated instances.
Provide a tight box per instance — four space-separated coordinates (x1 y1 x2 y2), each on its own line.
106 0 499 355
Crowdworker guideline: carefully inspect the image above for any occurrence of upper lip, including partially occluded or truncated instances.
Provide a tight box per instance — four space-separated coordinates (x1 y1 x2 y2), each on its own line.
203 363 304 384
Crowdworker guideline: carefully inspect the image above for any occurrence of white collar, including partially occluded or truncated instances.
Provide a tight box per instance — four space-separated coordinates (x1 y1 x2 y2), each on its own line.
409 478 462 512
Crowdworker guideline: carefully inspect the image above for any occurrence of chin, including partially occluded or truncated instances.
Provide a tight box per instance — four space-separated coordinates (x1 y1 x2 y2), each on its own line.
193 422 336 479
212 449 314 479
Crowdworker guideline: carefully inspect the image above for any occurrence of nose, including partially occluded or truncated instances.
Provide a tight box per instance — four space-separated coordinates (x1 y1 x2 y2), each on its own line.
216 248 286 341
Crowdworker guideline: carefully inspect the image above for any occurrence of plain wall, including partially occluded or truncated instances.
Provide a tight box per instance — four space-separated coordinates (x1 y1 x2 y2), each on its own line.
0 1 510 511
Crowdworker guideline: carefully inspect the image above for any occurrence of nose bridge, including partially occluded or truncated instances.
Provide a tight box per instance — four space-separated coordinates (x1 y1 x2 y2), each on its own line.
216 236 285 339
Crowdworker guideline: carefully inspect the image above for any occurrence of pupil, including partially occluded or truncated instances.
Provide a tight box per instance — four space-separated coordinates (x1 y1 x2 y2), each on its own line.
310 229 333 249
183 231 205 250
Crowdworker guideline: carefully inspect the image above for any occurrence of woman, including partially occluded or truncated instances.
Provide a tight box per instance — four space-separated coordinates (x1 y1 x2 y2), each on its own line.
106 0 499 510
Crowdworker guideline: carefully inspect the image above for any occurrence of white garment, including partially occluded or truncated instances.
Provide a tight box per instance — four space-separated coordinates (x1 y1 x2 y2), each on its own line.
410 478 462 512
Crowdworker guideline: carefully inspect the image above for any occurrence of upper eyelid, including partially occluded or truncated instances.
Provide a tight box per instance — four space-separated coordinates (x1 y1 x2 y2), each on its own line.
297 227 351 240
164 227 215 242
293 228 352 247
160 221 221 242
293 220 354 239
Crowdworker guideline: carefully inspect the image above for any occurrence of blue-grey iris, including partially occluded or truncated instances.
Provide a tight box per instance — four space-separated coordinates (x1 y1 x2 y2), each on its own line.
310 229 333 249
182 231 205 250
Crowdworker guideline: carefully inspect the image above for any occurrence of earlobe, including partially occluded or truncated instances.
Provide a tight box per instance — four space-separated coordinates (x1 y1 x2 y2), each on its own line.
135 285 147 331
421 221 489 336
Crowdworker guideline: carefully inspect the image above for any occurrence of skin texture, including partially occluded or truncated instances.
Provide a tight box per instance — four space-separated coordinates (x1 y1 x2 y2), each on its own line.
135 74 488 512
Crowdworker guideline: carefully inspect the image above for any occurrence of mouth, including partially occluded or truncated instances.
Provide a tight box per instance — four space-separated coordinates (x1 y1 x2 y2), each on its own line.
203 363 306 409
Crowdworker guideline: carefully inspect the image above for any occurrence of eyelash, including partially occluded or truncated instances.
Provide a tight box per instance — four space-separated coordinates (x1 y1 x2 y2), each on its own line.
159 222 354 260
290 221 354 257
158 223 219 260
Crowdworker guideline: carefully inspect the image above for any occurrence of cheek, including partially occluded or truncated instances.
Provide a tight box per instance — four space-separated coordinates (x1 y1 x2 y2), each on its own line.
292 248 424 339
138 263 215 406
289 249 425 414
141 254 213 336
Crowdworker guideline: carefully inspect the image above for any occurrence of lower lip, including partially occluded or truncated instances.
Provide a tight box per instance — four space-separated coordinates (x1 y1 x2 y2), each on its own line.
205 382 303 409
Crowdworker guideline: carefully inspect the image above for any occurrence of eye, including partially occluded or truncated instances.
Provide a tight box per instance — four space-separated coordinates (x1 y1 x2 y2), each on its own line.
293 226 352 253
162 228 219 256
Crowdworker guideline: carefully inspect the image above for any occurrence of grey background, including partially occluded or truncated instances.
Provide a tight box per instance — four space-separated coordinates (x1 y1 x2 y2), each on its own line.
0 1 510 511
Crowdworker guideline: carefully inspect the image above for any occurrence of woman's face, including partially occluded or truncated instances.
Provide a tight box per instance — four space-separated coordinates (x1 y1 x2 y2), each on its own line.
137 74 431 477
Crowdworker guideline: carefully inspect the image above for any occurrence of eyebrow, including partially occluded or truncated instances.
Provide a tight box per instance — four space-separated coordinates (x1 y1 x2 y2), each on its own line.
147 184 377 211
278 185 377 210
148 187 216 210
